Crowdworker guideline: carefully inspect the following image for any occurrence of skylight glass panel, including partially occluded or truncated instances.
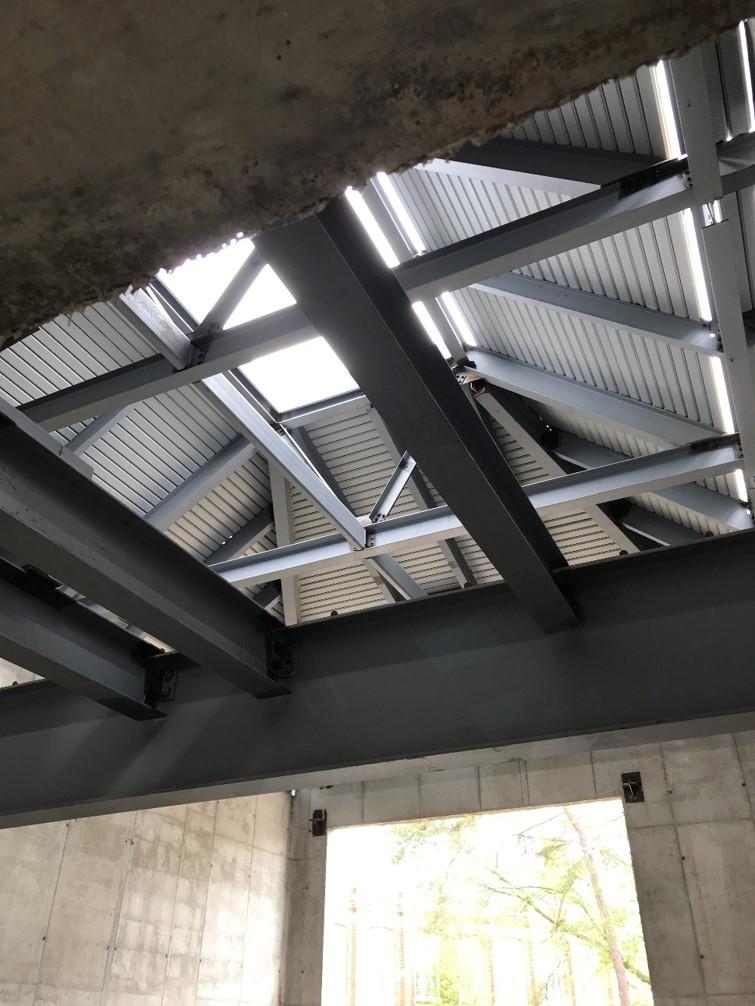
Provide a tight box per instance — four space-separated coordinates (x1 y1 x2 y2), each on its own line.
157 237 254 321
224 264 296 328
240 336 358 412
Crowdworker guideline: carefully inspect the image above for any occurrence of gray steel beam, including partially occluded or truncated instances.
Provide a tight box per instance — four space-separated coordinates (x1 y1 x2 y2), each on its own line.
256 198 576 631
0 396 282 698
368 408 477 588
554 432 753 532
369 452 417 522
474 273 718 356
132 281 369 551
21 305 315 430
253 582 282 611
0 565 159 720
19 137 755 438
3 530 755 825
202 375 367 548
194 247 266 335
206 506 274 565
672 48 755 509
212 435 740 586
67 406 135 456
619 505 702 546
465 348 717 446
396 132 755 300
269 467 300 626
146 437 256 531
288 425 424 601
419 137 655 196
473 385 639 553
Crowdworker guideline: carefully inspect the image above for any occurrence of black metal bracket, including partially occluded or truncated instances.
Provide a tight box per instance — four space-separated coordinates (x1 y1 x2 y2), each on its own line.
267 632 297 681
621 770 645 803
311 808 327 838
143 651 186 707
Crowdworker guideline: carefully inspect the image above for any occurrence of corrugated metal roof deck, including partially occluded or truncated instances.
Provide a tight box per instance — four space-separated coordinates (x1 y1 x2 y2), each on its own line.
0 30 752 628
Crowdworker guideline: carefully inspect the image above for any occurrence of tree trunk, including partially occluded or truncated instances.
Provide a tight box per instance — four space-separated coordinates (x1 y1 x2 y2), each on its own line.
563 807 632 1006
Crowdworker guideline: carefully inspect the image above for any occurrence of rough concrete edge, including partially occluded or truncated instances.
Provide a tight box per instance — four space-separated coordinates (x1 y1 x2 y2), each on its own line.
0 17 747 353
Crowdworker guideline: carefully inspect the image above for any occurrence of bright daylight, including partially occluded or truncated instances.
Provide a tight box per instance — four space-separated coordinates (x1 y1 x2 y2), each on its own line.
323 802 651 1006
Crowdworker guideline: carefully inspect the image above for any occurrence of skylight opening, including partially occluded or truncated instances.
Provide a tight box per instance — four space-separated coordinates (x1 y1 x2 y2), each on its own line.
738 21 755 133
412 302 451 358
710 355 736 435
651 62 714 324
440 290 477 347
652 60 683 160
224 264 296 328
376 171 427 254
710 356 749 502
681 209 714 322
157 237 254 322
345 187 400 268
239 336 358 412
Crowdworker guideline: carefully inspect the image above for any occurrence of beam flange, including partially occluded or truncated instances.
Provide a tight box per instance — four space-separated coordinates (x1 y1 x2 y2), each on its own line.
3 530 755 825
0 395 282 698
256 197 576 631
0 566 159 720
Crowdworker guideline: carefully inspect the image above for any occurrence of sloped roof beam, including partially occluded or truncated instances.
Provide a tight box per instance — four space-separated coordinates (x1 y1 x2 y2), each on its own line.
419 136 656 197
145 436 256 532
256 198 575 631
671 48 755 510
396 132 755 300
66 406 135 455
206 506 274 565
465 347 717 447
21 304 316 431
475 273 718 356
473 384 639 553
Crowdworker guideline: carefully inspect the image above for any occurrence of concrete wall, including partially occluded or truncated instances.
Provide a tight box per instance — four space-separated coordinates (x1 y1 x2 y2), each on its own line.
285 730 755 1006
0 791 290 1006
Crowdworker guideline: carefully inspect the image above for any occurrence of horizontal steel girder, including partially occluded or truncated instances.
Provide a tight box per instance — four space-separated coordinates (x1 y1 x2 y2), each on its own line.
0 567 159 720
212 436 742 586
0 396 282 698
3 528 755 826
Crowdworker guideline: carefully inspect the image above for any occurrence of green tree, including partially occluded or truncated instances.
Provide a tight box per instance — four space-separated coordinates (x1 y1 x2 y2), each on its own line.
388 807 651 1006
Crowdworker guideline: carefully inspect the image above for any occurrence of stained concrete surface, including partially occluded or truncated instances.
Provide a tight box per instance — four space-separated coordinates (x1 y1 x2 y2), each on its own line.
3 1 755 345
288 730 755 1006
0 792 291 1005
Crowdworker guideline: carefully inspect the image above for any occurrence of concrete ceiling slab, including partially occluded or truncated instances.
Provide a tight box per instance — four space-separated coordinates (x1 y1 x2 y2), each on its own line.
2 1 754 346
